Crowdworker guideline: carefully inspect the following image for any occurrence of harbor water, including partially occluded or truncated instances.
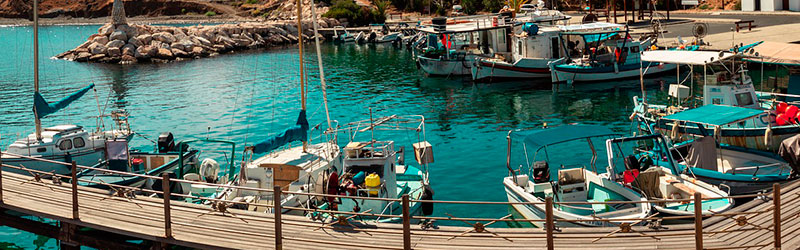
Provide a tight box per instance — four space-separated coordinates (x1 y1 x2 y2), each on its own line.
0 24 767 248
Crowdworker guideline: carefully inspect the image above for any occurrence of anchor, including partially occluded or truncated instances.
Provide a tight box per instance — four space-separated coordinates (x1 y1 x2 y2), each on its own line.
445 213 513 242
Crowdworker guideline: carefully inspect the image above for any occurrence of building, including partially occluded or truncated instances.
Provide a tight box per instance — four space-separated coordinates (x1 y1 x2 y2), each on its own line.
741 0 800 11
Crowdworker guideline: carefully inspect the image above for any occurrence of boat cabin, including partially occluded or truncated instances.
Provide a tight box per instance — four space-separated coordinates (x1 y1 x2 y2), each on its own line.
6 125 101 158
417 21 513 60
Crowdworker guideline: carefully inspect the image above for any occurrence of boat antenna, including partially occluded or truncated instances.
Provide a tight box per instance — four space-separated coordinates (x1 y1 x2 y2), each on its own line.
33 0 42 141
297 0 307 151
308 0 332 130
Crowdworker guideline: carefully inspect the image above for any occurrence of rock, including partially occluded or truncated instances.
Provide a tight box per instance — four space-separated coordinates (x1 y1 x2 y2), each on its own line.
88 42 107 55
171 42 184 51
92 36 109 45
98 24 114 36
127 37 142 47
191 46 205 57
106 39 125 49
121 44 136 56
216 35 236 48
120 55 137 64
156 48 174 59
152 32 176 44
109 30 127 41
75 39 93 49
89 54 106 61
107 47 121 57
171 48 190 58
159 42 171 50
232 38 251 47
135 45 155 59
136 34 152 45
116 24 138 38
75 52 92 62
192 36 212 46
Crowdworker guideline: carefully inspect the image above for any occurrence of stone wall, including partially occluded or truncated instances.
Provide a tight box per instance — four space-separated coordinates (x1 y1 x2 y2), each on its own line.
55 19 338 64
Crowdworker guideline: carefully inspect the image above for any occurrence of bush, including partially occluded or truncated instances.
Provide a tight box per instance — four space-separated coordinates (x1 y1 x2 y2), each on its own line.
323 0 382 26
246 0 259 4
373 0 390 23
205 11 217 16
461 0 483 14
483 0 502 12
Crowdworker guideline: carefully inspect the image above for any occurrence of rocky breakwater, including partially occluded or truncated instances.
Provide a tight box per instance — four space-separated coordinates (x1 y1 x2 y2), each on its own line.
56 20 336 64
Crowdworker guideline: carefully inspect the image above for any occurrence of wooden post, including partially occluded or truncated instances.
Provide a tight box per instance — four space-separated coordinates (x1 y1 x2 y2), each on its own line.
402 194 411 250
613 0 617 23
773 183 781 249
545 197 554 250
666 0 670 20
274 185 283 250
694 192 703 250
161 173 172 238
71 161 79 220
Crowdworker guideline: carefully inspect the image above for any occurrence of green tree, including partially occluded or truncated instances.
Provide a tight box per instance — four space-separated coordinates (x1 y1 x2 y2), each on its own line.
483 0 502 12
374 0 390 23
461 0 483 14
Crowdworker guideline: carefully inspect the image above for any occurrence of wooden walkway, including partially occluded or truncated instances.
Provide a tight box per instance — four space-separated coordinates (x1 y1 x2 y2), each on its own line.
1 169 798 249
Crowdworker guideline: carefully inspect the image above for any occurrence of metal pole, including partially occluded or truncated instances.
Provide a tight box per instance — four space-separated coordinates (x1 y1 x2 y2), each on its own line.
402 194 411 250
274 185 283 250
297 0 307 152
694 192 703 250
773 183 781 249
33 0 42 141
162 173 172 238
0 149 3 204
546 197 554 250
71 161 79 220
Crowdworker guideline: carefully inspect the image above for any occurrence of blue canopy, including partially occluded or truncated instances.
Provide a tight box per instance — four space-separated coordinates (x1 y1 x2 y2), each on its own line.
511 125 619 150
252 110 309 154
663 105 764 126
33 84 94 119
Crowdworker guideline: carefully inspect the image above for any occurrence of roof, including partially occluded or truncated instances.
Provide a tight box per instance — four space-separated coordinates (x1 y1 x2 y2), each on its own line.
511 124 619 150
557 22 623 32
662 105 765 126
417 21 510 34
745 41 800 66
640 50 737 65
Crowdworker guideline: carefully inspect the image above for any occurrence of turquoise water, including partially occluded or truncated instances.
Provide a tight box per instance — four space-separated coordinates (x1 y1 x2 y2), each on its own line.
0 24 686 248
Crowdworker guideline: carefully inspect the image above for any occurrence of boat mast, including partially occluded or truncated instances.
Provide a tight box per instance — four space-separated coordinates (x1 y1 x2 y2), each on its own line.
297 0 307 151
308 0 332 129
33 0 42 141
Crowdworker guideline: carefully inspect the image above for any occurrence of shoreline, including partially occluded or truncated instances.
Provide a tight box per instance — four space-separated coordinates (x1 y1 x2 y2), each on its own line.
0 15 259 26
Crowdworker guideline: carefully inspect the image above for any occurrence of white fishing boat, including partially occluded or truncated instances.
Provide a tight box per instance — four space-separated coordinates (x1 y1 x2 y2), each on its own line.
471 22 622 81
2 1 131 177
503 125 651 227
415 18 513 76
332 26 355 44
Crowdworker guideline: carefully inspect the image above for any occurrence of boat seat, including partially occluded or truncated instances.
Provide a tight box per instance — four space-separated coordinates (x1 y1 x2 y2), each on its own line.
666 179 706 200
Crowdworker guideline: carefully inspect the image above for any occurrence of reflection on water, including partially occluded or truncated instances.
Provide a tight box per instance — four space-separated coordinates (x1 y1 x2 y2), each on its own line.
0 24 757 245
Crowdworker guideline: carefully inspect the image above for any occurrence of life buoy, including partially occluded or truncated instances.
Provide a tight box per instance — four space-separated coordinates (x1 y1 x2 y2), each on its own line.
326 171 339 205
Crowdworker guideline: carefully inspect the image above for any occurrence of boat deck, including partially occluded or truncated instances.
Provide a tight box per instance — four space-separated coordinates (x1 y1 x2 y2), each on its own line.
0 169 797 249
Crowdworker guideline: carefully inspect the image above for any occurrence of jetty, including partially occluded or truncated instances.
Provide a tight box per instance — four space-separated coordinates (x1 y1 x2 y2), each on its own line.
0 153 796 249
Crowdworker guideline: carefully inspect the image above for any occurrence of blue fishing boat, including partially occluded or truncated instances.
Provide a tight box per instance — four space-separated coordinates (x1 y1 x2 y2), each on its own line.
636 105 797 195
503 125 651 227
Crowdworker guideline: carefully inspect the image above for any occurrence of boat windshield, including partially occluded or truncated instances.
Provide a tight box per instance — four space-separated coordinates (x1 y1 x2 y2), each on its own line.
605 134 680 177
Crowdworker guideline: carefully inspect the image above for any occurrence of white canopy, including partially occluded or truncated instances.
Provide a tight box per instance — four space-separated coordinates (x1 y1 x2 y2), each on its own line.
641 50 737 65
557 22 623 32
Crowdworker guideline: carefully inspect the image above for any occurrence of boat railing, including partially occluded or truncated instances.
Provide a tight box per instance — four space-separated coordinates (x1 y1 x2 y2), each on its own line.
0 152 786 249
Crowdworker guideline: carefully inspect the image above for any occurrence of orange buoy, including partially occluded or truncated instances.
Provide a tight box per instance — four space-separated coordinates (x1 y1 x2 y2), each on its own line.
777 113 790 126
777 102 788 114
786 105 798 119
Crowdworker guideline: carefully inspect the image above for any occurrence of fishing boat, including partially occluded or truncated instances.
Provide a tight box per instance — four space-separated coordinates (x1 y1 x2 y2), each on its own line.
74 133 199 190
312 114 434 223
2 1 131 177
548 27 676 83
366 23 403 44
603 134 734 216
471 22 621 81
630 49 800 152
635 104 797 195
332 26 355 44
415 18 513 76
503 125 651 227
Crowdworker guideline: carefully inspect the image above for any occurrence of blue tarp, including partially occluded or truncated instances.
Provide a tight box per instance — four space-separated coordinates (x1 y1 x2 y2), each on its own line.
252 110 309 154
33 84 94 119
584 32 617 43
511 124 619 150
662 105 764 126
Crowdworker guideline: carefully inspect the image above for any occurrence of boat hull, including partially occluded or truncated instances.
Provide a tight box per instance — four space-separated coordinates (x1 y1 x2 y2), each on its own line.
2 149 104 176
417 55 473 76
471 60 550 81
551 62 676 83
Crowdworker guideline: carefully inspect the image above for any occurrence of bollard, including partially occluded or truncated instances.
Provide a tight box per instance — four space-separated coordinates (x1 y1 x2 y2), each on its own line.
162 173 172 238
71 161 78 220
773 183 781 249
402 194 410 250
545 197 554 250
274 185 283 250
694 193 702 250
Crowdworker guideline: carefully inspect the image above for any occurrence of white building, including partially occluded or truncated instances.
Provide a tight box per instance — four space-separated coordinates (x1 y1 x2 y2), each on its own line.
742 0 800 11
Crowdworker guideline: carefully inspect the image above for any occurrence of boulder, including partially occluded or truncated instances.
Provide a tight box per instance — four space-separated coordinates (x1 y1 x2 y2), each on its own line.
192 36 212 46
75 39 93 49
135 45 155 59
159 42 171 50
156 48 174 59
88 42 107 55
98 24 114 36
152 32 177 44
75 52 92 62
92 36 109 45
107 47 121 57
106 39 125 49
191 46 205 57
89 54 106 61
120 55 137 64
171 48 190 58
121 44 136 56
127 37 142 47
171 42 185 51
136 34 152 45
109 30 127 41
116 24 138 38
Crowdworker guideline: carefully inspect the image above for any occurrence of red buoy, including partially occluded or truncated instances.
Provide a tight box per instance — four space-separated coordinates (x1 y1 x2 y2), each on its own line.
777 102 788 114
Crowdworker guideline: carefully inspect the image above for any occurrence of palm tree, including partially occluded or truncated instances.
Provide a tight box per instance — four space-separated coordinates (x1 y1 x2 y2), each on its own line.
505 0 530 13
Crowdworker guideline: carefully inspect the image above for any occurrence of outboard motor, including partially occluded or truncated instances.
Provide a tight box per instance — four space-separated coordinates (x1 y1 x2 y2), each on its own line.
432 17 447 32
532 161 550 183
158 132 175 153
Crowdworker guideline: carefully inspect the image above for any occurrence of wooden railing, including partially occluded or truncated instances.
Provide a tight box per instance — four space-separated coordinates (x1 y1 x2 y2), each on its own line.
0 151 787 249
